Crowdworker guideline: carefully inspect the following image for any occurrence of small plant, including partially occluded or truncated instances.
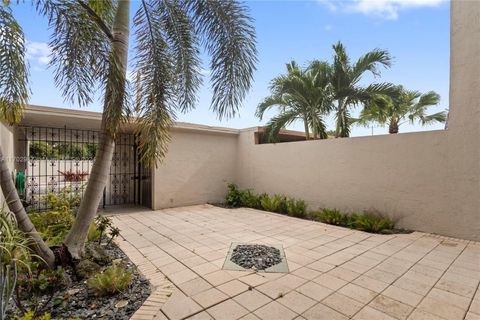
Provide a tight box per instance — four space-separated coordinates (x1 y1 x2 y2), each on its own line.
108 227 120 244
87 262 133 296
225 183 242 208
239 189 260 209
286 198 307 218
94 216 114 244
270 195 288 214
14 310 51 320
351 211 394 233
15 266 66 317
315 208 348 226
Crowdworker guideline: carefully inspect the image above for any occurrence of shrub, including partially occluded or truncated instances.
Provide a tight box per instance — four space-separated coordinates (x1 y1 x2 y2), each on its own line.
29 210 74 246
287 198 307 218
259 193 272 211
350 212 394 233
225 184 242 208
315 208 347 226
87 262 133 296
239 189 260 209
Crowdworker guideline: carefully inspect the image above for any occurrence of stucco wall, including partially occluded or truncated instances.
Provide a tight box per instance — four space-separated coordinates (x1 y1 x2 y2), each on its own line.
151 128 238 209
0 121 15 205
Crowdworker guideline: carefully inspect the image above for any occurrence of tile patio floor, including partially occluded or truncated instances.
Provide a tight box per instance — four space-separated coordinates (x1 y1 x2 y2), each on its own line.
110 205 480 320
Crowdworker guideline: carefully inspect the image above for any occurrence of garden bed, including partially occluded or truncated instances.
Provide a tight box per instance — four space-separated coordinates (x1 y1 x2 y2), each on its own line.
7 240 151 320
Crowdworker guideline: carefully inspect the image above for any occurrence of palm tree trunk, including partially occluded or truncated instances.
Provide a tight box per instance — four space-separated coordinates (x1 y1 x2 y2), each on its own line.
0 145 55 268
303 115 310 140
335 99 349 138
65 0 130 259
389 119 399 134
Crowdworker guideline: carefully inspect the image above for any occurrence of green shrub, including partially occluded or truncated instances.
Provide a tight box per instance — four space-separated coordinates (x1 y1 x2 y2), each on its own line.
239 189 260 209
87 262 133 296
286 198 307 218
350 212 394 233
29 210 74 246
270 195 288 214
315 208 347 226
225 183 242 208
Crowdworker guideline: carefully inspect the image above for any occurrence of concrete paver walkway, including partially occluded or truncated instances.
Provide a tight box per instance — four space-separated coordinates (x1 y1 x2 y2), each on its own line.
111 205 480 320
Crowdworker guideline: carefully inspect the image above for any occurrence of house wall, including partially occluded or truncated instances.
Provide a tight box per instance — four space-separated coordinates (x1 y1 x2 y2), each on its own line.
235 1 480 241
151 128 238 209
0 121 15 205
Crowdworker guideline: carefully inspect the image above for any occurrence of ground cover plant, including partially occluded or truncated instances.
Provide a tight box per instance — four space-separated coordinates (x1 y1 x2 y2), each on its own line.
225 183 398 234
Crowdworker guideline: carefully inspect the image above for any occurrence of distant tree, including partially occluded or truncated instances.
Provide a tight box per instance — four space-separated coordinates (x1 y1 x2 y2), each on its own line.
256 60 333 142
29 141 58 159
358 85 446 134
329 41 394 137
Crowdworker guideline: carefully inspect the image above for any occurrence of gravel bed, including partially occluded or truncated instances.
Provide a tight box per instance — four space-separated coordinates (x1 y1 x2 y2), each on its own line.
230 244 282 270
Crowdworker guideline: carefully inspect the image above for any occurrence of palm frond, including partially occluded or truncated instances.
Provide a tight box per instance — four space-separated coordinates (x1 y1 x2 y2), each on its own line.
36 0 115 108
158 0 201 113
353 49 392 79
255 95 285 120
0 6 29 124
186 0 257 120
263 109 299 142
133 0 176 166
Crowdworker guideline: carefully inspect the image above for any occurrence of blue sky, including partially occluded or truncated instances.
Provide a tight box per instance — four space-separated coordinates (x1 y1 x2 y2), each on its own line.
12 0 450 136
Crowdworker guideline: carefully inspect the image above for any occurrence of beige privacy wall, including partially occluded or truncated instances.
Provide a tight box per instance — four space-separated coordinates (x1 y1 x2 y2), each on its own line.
0 121 15 205
151 127 238 210
235 1 480 241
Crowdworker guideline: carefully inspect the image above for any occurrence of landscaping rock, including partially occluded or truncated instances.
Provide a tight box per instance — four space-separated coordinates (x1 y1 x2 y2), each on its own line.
77 259 101 279
86 242 110 265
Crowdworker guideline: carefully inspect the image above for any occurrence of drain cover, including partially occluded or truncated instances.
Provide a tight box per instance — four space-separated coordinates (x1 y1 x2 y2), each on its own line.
223 243 289 273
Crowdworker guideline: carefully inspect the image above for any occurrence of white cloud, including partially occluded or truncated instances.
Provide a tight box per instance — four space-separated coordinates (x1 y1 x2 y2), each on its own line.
324 24 333 31
26 41 51 69
318 0 447 20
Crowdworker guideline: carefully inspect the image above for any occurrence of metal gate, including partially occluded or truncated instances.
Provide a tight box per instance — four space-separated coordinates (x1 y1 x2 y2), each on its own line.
19 126 150 211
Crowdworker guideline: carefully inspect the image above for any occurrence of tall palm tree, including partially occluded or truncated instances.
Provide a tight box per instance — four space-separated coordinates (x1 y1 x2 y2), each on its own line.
359 85 446 134
329 41 393 138
256 60 333 142
0 0 257 262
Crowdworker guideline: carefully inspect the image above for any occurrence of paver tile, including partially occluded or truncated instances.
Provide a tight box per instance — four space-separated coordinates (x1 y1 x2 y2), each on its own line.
254 301 298 320
302 303 348 320
278 291 317 314
323 292 364 317
193 287 229 308
296 282 333 301
369 295 414 320
206 299 249 320
234 289 272 312
217 279 250 297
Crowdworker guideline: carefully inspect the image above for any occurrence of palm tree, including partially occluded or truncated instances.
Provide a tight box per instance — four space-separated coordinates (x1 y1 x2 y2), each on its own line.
0 0 257 262
256 60 333 142
328 41 393 138
359 85 446 134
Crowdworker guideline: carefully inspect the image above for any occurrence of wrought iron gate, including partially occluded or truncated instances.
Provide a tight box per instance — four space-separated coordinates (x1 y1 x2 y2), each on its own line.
19 126 150 211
